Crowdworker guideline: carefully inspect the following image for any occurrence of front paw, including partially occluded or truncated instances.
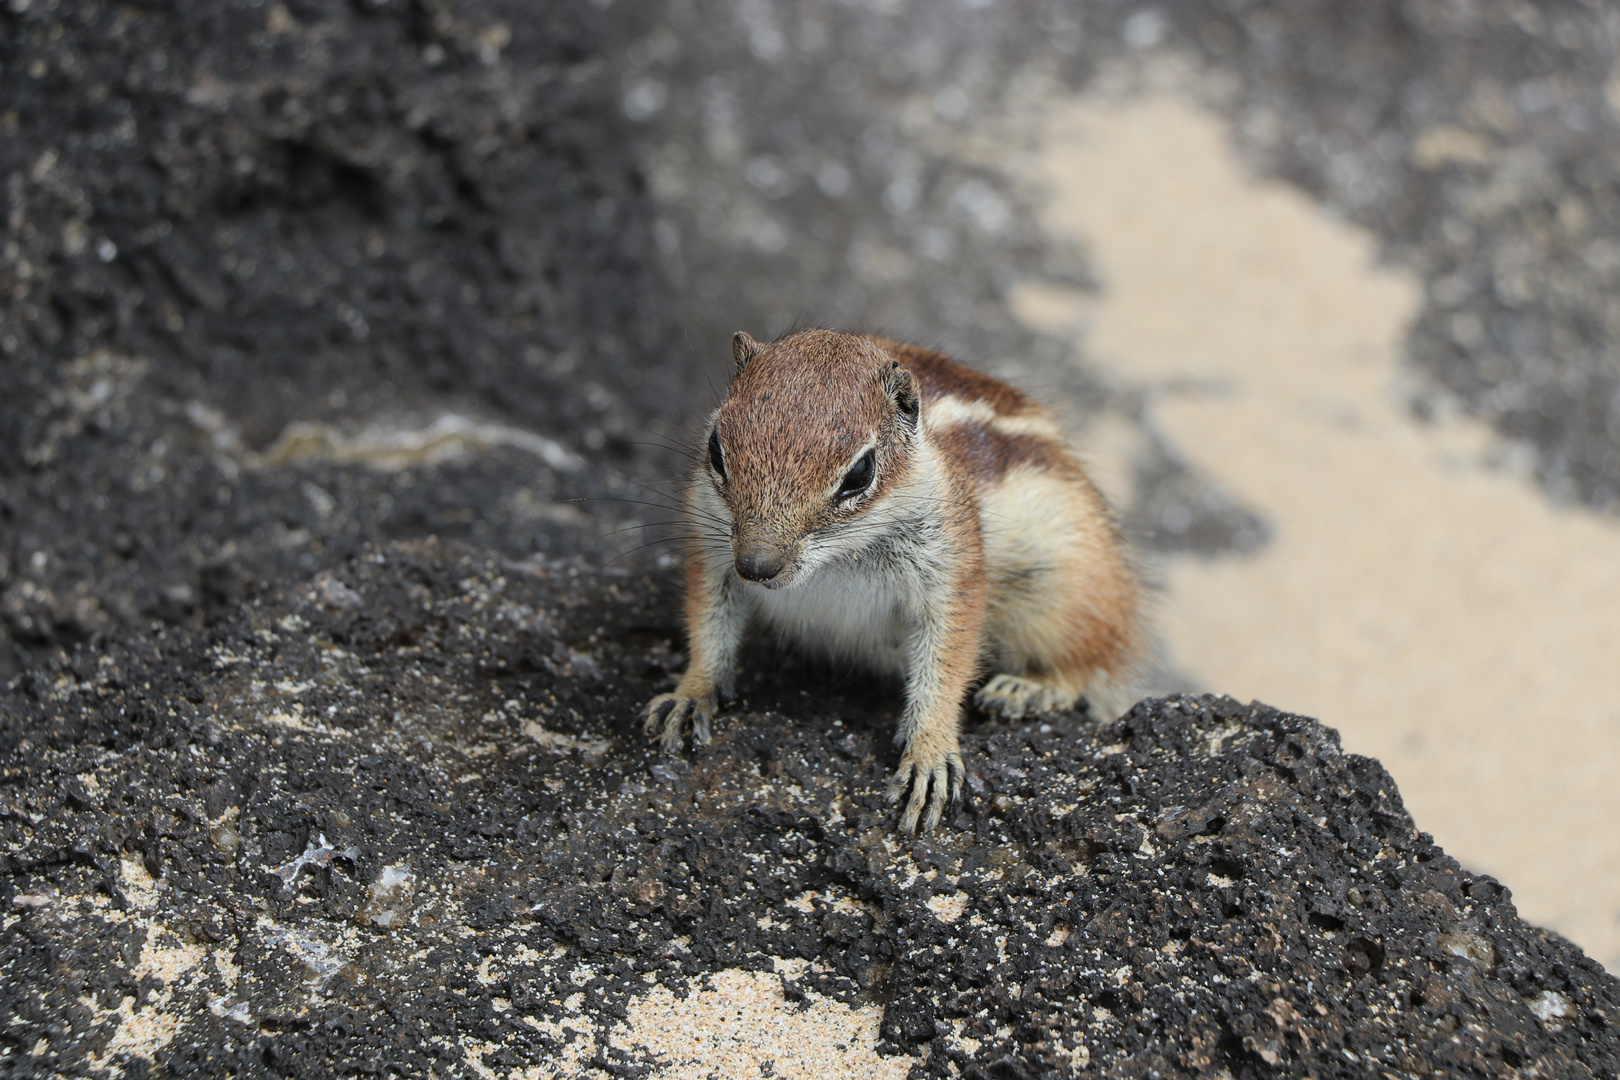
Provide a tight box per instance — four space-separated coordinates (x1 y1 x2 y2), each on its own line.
641 692 716 753
885 742 964 834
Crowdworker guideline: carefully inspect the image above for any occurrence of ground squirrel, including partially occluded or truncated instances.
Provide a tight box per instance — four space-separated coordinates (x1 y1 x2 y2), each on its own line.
643 329 1144 831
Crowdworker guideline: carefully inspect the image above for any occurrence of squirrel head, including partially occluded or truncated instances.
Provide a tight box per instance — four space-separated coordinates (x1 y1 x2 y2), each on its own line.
704 329 920 588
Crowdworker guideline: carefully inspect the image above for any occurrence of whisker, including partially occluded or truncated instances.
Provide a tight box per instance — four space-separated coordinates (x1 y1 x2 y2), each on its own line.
596 520 695 539
566 495 732 532
592 533 714 573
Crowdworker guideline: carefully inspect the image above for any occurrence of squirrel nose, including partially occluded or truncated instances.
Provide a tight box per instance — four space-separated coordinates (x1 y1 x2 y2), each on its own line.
735 542 786 582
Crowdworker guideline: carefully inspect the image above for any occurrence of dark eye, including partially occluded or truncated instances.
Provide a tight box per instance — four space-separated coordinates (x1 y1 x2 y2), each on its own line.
836 449 875 501
708 429 726 481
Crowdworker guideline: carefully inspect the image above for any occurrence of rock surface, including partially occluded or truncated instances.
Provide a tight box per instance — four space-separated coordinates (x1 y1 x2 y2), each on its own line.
6 1 1620 1077
4 538 1619 1077
0 0 697 682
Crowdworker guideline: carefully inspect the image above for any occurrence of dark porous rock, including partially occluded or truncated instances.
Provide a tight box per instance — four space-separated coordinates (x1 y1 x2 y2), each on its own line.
4 538 1615 1077
0 0 698 685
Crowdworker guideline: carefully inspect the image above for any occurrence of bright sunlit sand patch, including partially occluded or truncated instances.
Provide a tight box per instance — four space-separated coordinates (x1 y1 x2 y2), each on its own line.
1013 86 1620 971
608 968 907 1080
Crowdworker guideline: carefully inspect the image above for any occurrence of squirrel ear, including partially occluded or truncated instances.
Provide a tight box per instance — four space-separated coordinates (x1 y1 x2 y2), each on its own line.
887 362 920 424
732 331 762 371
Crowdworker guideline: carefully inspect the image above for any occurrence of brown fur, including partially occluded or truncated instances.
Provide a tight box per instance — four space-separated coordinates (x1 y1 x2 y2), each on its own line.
713 331 915 578
644 329 1145 832
880 338 1040 417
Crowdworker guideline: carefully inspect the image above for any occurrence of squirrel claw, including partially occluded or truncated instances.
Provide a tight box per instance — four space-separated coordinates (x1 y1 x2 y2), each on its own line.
642 692 715 753
886 749 964 833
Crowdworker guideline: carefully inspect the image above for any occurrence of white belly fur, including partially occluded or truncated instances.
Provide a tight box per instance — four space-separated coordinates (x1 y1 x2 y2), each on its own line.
747 562 911 677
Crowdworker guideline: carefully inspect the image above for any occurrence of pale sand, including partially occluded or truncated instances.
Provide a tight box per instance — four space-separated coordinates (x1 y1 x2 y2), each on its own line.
80 857 213 1071
608 967 908 1080
460 965 908 1080
1004 80 1620 972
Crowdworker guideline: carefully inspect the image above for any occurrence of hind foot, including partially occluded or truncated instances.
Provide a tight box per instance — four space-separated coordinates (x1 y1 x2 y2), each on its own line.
973 674 1079 721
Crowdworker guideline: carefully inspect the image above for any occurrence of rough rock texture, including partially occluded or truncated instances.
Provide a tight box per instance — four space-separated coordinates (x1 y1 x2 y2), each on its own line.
6 1 1620 1077
0 0 696 684
4 539 1618 1077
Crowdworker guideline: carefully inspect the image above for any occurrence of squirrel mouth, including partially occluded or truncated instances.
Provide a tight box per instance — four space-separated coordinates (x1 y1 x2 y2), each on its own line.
741 566 796 590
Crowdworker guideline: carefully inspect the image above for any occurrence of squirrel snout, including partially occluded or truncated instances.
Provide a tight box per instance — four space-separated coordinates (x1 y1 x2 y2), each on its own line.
735 541 788 583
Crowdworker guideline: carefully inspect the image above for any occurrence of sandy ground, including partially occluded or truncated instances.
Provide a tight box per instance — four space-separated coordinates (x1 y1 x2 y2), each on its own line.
996 70 1620 973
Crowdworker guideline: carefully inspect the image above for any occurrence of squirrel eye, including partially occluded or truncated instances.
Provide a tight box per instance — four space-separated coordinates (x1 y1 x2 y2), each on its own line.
836 449 875 501
708 429 726 481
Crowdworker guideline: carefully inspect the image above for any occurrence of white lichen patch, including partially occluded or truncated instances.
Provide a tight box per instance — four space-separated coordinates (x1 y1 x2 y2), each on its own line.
515 942 557 964
1439 929 1496 968
1528 989 1573 1026
272 833 359 891
261 916 353 996
356 862 417 929
207 995 253 1025
607 968 908 1080
891 854 923 890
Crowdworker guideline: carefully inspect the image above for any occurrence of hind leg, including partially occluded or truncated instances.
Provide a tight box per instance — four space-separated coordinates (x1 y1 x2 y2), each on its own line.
974 670 1087 720
975 663 1139 722
976 471 1143 722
